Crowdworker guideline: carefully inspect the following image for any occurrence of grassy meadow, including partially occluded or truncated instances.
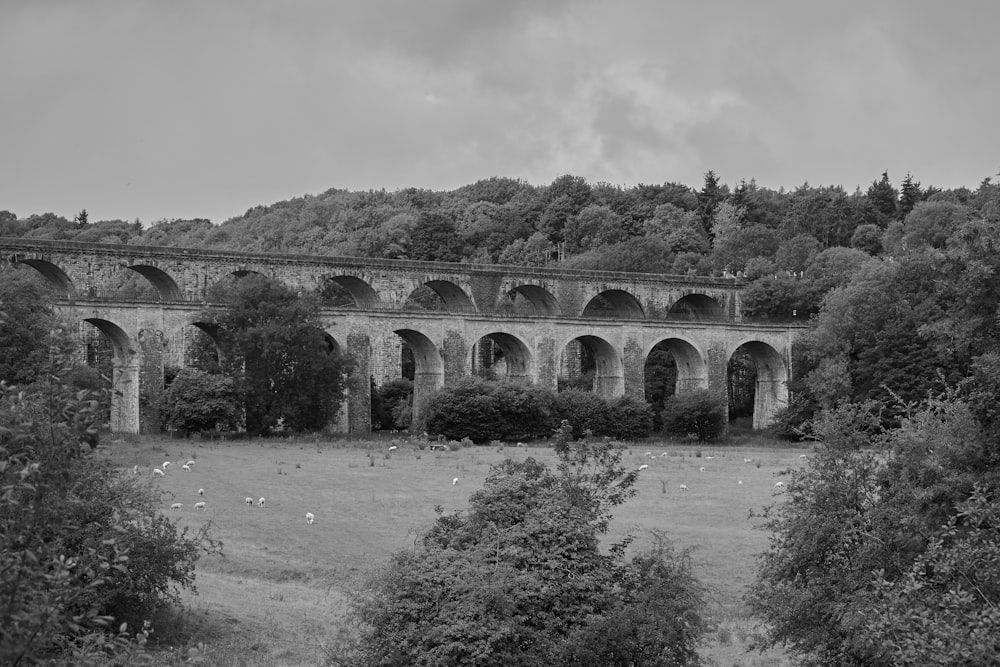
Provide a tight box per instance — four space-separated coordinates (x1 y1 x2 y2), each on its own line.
101 434 805 666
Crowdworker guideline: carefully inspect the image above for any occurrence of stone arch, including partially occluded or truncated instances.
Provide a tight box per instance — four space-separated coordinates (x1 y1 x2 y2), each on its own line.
668 293 725 321
318 274 381 308
500 285 562 316
643 337 708 404
404 280 475 313
470 332 533 383
581 289 645 319
559 334 623 398
204 269 268 301
393 329 444 425
123 264 183 300
82 317 139 434
729 340 788 430
10 257 75 297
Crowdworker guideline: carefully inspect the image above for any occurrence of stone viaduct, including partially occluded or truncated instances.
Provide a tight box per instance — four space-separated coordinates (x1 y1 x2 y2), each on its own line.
0 237 803 436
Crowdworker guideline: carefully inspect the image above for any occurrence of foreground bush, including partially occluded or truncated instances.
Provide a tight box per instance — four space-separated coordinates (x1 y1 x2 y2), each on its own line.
661 390 727 441
350 437 706 665
1 373 220 664
161 368 239 434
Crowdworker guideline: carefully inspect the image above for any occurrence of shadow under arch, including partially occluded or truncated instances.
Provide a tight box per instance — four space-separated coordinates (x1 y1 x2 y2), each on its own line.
13 258 75 298
404 280 475 313
394 329 444 425
559 334 623 398
581 289 645 319
729 340 788 430
644 337 708 397
668 293 725 321
500 285 562 316
124 265 183 300
471 331 533 383
318 275 381 308
82 317 138 433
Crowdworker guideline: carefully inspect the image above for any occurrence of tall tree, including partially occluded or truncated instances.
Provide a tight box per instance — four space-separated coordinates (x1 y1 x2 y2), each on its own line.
897 172 922 220
696 170 725 236
864 171 898 227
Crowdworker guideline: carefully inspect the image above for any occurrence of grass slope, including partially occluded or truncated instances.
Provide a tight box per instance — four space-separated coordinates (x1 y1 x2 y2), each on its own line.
103 436 804 666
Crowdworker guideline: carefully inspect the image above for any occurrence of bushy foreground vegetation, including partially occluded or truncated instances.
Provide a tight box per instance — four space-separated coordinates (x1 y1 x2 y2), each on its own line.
346 424 707 665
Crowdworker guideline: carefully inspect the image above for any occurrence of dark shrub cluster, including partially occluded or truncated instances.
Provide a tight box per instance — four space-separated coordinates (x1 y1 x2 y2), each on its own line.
422 378 654 442
661 389 727 441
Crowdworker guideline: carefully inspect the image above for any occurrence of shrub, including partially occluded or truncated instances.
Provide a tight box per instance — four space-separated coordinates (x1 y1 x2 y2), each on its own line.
161 368 239 435
375 378 413 430
423 378 554 442
662 390 727 441
604 396 655 440
552 389 611 438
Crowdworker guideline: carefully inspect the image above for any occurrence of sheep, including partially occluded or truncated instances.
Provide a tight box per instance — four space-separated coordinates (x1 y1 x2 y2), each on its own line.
162 461 171 470
194 501 206 510
452 477 459 485
387 445 398 452
198 488 204 497
699 466 706 472
705 456 715 460
245 497 254 507
258 497 265 508
744 458 753 463
132 465 138 475
305 512 315 524
774 481 785 488
644 451 652 457
182 464 191 472
638 464 649 471
186 460 196 466
738 480 743 485
679 484 689 491
170 502 182 510
153 468 164 477
799 454 808 459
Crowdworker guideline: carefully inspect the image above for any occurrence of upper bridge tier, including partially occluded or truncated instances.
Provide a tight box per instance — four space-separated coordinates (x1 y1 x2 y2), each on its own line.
0 237 745 322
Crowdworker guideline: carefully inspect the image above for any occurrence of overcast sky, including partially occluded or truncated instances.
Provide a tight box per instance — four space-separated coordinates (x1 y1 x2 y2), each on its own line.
2 0 998 225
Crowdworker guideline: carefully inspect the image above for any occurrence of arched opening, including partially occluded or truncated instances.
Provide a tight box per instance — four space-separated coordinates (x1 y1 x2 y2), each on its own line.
728 341 787 430
644 338 707 429
581 290 645 319
111 265 183 301
317 275 380 308
558 335 623 398
11 258 74 298
496 285 562 316
668 293 725 321
387 329 443 428
403 280 475 313
205 270 267 302
470 332 532 383
81 317 138 434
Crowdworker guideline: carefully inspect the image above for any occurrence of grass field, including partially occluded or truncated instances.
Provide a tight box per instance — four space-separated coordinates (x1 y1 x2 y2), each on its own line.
102 434 804 666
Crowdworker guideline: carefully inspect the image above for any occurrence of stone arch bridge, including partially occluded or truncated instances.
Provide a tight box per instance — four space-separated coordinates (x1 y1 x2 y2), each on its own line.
1 237 803 435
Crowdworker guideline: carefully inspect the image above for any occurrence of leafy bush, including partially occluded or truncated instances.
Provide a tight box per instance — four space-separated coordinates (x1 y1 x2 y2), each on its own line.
552 389 611 437
423 377 554 442
661 390 727 441
349 441 706 665
1 369 220 664
161 368 239 435
604 396 655 440
374 378 413 430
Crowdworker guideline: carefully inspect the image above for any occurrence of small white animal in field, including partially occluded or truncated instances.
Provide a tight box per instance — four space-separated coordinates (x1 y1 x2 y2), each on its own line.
661 452 668 457
650 455 657 459
699 466 706 472
198 488 204 497
705 456 715 460
162 461 171 470
638 464 649 471
774 481 785 488
516 442 525 447
153 468 164 477
194 501 206 510
245 497 254 507
644 451 652 457
744 458 753 463
186 460 196 466
679 484 689 491
258 497 265 508
738 480 743 485
305 512 315 524
170 502 182 510
452 477 459 485
799 454 808 459
132 465 138 475
388 445 397 452
182 464 191 472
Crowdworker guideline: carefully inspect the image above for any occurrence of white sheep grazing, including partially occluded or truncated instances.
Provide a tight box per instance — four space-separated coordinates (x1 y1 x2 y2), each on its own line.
738 480 743 485
198 488 204 497
153 468 164 477
258 497 265 508
170 502 182 510
162 461 171 470
452 477 459 485
186 460 196 466
644 451 652 457
705 456 715 460
182 464 191 472
305 512 315 524
744 458 753 463
638 464 649 471
679 484 689 491
387 445 397 452
699 466 706 473
799 454 808 459
774 481 785 488
245 497 254 507
194 501 206 510
132 465 139 475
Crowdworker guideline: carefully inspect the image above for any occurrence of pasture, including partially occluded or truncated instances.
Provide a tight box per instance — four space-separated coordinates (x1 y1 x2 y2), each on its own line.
103 436 804 666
